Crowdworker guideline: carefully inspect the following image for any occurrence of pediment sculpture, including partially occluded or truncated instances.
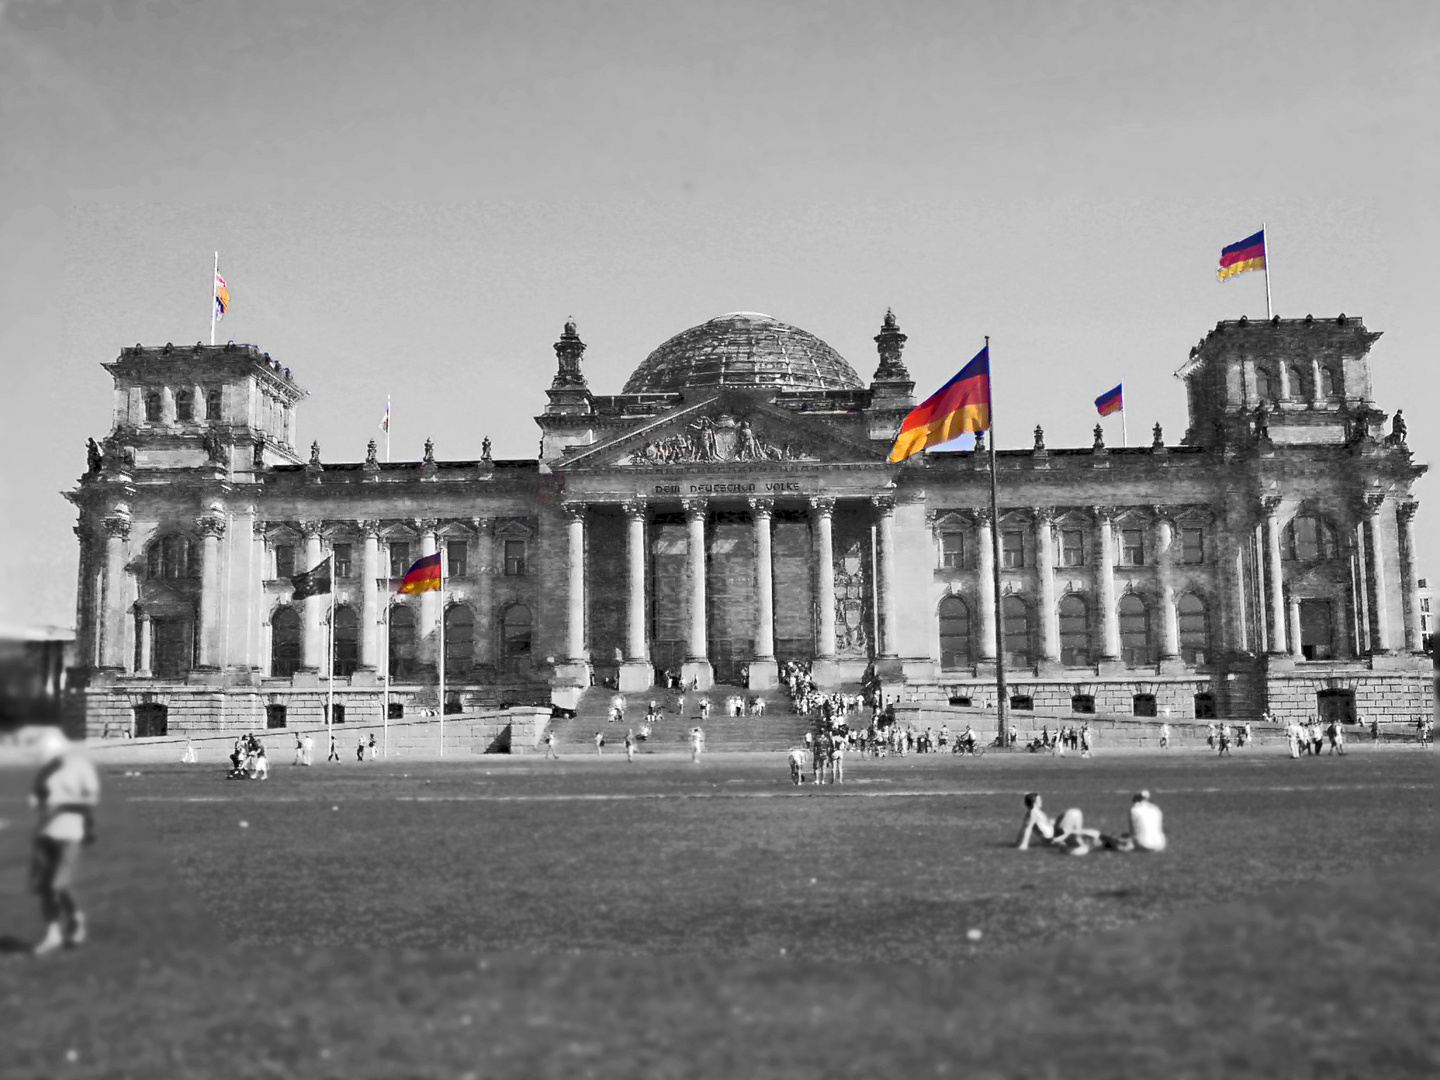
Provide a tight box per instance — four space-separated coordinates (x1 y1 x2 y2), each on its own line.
622 414 817 466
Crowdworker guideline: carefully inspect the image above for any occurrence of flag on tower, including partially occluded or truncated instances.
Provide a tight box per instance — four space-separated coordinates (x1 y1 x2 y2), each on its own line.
290 557 332 600
1094 384 1124 416
396 552 442 594
380 399 390 433
1217 229 1266 281
888 346 991 463
214 270 230 319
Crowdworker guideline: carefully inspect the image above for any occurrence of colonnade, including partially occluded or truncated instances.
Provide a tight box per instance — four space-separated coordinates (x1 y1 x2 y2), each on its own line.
560 496 904 683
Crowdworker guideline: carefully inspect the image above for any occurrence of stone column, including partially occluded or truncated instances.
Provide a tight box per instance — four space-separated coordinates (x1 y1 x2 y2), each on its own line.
359 521 380 672
1310 358 1325 404
418 520 440 675
564 505 587 662
136 609 152 676
1261 497 1287 654
811 498 836 659
1094 507 1120 661
749 498 775 663
1397 501 1423 652
1288 592 1304 659
99 517 131 670
300 520 324 672
1352 521 1371 654
1154 512 1180 660
623 501 649 661
618 501 652 692
195 514 226 669
1034 507 1059 664
873 496 898 658
681 498 713 689
1363 494 1392 653
472 517 495 677
975 510 996 661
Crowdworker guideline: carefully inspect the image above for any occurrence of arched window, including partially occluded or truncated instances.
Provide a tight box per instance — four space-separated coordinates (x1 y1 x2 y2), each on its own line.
1177 593 1208 664
333 605 359 677
1118 594 1154 666
1318 365 1337 397
1255 366 1276 402
1286 515 1338 561
174 388 194 422
500 603 532 673
271 606 301 677
444 605 474 678
1002 595 1033 668
1058 594 1090 666
1286 364 1306 399
938 595 972 670
205 389 222 420
389 606 417 680
145 391 162 422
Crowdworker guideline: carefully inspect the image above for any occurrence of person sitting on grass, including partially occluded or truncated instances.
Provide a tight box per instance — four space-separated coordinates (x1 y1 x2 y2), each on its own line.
1100 791 1167 852
1015 792 1100 853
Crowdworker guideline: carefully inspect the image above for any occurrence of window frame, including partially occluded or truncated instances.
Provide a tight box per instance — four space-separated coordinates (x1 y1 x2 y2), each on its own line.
1120 527 1145 566
447 540 469 578
939 531 965 569
1180 526 1205 565
503 539 527 577
1001 529 1026 569
1060 529 1085 567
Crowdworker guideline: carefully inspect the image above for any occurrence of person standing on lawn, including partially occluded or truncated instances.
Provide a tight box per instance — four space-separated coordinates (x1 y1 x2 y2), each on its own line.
293 732 305 765
27 728 100 955
327 733 340 762
594 730 605 755
303 732 315 766
624 728 636 762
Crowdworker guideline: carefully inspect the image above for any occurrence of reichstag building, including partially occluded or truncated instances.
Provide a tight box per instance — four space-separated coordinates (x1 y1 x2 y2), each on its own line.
68 309 1429 735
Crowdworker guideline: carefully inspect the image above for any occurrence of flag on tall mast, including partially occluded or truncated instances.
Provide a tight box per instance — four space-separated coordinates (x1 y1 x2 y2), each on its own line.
210 252 230 346
379 396 391 462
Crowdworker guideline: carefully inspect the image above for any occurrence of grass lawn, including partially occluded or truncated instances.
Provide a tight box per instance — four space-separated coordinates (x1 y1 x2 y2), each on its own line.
0 745 1435 1078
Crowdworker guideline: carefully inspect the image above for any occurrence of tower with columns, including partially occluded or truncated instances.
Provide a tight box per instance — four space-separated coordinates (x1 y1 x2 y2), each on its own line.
66 312 1430 736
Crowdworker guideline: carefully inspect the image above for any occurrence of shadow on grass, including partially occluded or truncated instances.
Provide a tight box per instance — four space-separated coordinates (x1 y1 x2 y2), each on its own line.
0 935 32 954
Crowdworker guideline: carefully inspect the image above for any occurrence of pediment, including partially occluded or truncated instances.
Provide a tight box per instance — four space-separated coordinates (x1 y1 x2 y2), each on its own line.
557 391 883 469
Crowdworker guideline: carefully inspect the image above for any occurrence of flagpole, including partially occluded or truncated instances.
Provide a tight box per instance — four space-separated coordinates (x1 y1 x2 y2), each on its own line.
438 545 445 756
383 600 391 759
1263 221 1273 319
386 395 392 463
1121 401 1129 448
327 565 335 750
210 251 219 347
986 336 1008 743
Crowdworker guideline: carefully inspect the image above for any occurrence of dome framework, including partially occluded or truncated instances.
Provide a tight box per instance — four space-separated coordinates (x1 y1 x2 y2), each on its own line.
621 312 865 394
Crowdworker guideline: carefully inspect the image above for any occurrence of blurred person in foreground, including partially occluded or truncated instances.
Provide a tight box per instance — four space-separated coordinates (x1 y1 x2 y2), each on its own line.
28 727 101 955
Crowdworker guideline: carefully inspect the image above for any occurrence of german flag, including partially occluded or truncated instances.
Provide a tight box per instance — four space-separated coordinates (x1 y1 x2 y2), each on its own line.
1094 384 1123 417
1217 229 1266 281
396 552 442 593
888 346 991 463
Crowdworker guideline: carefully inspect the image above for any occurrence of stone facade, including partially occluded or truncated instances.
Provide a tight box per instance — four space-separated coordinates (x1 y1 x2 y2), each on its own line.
66 312 1432 738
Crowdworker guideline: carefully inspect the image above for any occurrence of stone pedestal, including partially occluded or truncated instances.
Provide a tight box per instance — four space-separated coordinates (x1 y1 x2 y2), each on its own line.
617 660 653 692
680 659 714 691
745 661 779 690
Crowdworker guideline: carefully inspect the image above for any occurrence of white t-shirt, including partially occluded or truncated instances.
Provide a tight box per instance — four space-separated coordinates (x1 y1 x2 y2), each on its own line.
1129 800 1166 852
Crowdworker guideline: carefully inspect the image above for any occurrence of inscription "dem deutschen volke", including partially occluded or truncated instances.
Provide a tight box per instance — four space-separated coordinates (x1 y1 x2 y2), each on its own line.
653 480 806 496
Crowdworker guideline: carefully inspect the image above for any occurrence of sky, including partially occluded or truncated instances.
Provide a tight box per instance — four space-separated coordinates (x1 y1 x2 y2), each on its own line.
1 0 1435 630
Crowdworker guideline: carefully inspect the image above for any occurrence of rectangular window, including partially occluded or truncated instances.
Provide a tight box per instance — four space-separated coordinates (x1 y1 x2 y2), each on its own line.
332 543 353 579
274 544 296 579
1061 529 1084 567
1181 527 1204 564
389 542 411 578
1421 598 1431 613
1002 530 1025 569
447 540 468 578
1121 528 1144 566
504 539 526 576
940 531 964 569
1132 694 1158 717
388 702 404 720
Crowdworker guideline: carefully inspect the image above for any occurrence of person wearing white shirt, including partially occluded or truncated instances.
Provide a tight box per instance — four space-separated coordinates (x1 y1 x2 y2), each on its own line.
1102 791 1167 852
